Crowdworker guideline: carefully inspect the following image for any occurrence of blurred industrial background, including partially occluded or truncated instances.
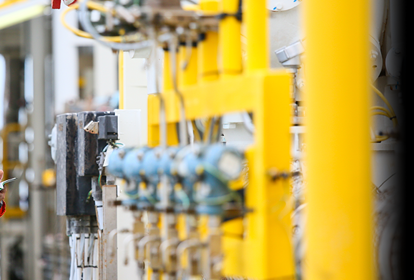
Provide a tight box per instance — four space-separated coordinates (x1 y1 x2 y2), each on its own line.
0 2 118 279
0 0 410 279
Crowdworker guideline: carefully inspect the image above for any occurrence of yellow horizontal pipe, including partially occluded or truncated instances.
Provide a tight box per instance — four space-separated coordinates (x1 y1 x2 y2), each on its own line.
148 71 290 125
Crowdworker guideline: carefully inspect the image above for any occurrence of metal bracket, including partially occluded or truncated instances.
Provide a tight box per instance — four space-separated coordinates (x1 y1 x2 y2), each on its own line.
267 168 301 181
84 121 99 134
275 40 304 68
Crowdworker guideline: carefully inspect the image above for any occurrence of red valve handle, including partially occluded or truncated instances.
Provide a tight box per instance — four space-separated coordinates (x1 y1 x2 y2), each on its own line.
51 0 61 9
51 0 77 9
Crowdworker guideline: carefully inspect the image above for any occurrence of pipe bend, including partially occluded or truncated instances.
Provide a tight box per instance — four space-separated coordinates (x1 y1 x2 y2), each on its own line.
138 235 162 262
123 233 145 265
175 238 203 275
160 237 181 269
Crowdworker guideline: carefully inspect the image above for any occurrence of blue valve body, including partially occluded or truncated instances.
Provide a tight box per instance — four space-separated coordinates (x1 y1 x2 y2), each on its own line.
158 146 181 205
196 144 244 215
122 147 149 183
173 147 203 211
106 147 130 179
106 143 244 215
123 147 154 208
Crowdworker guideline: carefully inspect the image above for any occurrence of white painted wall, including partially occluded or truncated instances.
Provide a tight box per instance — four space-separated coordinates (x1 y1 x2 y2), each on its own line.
52 8 117 114
116 52 154 280
93 43 117 97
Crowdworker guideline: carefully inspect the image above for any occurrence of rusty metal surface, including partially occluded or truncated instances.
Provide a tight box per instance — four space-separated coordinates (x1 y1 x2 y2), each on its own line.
76 111 114 176
56 113 78 216
55 111 115 216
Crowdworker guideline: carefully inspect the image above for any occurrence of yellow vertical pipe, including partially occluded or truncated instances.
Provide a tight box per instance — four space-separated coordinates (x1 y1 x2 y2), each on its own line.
163 50 180 146
118 50 124 109
163 50 174 92
303 0 375 279
219 0 242 78
244 0 268 71
244 72 295 279
243 2 295 278
179 45 198 86
147 51 179 147
198 31 219 82
199 0 219 82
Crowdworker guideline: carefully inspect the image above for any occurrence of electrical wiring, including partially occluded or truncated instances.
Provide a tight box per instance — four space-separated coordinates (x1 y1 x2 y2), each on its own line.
371 111 392 119
206 116 219 144
60 3 122 42
86 190 93 202
371 106 398 127
94 141 122 190
202 117 212 143
141 189 157 205
124 191 140 199
176 189 191 209
79 0 153 50
191 120 202 142
374 136 389 142
371 84 398 127
369 86 398 143
168 33 189 146
193 191 241 205
148 27 168 150
370 107 395 142
194 119 206 138
375 173 396 192
371 106 392 118
98 173 103 188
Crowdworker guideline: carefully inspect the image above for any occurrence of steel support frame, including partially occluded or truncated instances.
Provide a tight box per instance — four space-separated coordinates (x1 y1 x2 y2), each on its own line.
143 0 375 278
148 69 294 279
146 1 294 278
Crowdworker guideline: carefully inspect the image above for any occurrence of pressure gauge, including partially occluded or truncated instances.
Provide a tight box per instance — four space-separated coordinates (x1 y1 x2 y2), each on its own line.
267 0 301 12
217 151 243 180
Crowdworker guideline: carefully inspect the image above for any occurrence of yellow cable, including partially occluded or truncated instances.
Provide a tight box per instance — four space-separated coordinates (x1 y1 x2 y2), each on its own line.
374 136 389 142
371 106 392 118
371 84 398 126
370 110 393 143
60 3 122 42
85 1 108 13
371 111 391 119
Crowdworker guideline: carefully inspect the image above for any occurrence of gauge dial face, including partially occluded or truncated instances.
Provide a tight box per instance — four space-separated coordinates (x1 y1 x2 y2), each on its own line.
218 152 242 180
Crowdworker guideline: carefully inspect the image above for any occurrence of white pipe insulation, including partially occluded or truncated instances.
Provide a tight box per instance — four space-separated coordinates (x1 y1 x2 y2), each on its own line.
266 0 387 80
371 0 387 80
